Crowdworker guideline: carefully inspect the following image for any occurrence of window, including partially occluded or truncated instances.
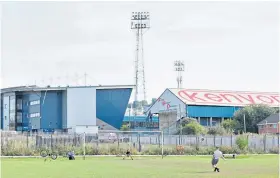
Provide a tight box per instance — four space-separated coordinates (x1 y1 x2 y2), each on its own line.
4 104 7 109
16 126 23 131
9 98 15 111
29 112 40 118
273 124 277 129
30 100 40 106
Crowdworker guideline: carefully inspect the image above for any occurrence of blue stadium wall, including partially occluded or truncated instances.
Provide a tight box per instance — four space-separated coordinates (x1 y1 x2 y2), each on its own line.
186 105 241 126
1 88 132 131
96 89 132 129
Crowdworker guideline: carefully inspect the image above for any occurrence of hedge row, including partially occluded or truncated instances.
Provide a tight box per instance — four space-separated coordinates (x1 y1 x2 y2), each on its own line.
1 141 279 156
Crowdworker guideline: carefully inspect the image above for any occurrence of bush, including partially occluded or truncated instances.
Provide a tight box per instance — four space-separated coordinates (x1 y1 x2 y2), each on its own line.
1 137 278 156
269 147 279 154
120 125 129 131
207 127 227 135
219 146 240 154
221 119 237 132
236 135 249 151
182 121 206 135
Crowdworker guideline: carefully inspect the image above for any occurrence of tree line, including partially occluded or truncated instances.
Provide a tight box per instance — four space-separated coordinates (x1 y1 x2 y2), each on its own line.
127 98 158 109
178 104 279 135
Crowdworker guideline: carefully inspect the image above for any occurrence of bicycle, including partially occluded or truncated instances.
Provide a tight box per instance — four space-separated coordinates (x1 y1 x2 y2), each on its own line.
40 149 58 161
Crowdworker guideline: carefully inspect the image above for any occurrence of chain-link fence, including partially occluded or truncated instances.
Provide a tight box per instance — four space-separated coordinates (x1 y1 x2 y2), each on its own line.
1 131 279 156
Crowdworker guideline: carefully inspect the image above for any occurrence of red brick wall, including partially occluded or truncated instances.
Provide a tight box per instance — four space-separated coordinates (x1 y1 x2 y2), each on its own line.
258 123 280 134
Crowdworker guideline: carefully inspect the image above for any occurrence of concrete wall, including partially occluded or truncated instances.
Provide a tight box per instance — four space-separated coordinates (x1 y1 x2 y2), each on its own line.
159 111 177 134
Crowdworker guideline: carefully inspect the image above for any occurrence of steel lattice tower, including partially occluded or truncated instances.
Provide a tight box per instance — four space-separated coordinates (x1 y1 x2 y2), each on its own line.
131 12 150 114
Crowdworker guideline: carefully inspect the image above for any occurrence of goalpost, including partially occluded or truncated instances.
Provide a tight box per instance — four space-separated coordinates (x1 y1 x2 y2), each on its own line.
95 130 164 159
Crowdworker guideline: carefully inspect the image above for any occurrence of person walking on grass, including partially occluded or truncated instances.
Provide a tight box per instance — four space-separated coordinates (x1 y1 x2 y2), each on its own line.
211 147 226 172
123 149 133 160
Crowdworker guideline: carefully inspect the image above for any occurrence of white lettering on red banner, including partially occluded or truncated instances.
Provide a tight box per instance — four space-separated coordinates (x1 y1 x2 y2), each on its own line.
175 89 279 107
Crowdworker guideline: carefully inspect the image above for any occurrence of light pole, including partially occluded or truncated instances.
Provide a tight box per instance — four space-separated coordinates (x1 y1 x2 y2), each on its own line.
243 114 246 133
131 12 150 112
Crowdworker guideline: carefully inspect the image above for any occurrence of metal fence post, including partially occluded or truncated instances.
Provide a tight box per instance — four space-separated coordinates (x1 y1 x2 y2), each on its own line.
214 135 216 147
117 133 120 149
231 134 233 147
96 133 99 150
277 133 280 154
26 132 29 148
264 134 266 153
138 134 141 152
158 134 160 148
51 134 53 151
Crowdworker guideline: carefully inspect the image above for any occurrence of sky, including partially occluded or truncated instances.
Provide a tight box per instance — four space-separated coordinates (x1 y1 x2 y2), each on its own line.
1 1 279 102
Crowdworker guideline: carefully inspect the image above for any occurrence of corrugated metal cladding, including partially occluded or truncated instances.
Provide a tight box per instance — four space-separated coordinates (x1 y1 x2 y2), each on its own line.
187 105 241 118
40 91 62 130
96 88 132 129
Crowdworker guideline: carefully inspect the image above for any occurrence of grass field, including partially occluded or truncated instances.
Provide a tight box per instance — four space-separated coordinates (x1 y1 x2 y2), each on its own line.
1 155 279 178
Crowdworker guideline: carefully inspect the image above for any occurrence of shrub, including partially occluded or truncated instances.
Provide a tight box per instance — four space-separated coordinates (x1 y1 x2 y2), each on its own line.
219 146 240 154
196 147 216 155
221 119 237 132
120 125 129 132
182 121 206 135
236 135 249 151
1 137 278 156
269 147 279 154
207 127 227 135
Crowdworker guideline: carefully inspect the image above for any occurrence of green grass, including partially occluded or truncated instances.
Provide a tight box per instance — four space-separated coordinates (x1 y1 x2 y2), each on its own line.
1 155 279 178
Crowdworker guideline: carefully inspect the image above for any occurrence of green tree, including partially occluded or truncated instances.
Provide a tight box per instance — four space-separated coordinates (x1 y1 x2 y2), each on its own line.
120 124 129 131
127 103 132 108
221 119 237 132
182 121 206 135
141 100 148 107
133 101 141 109
180 117 197 127
233 104 277 133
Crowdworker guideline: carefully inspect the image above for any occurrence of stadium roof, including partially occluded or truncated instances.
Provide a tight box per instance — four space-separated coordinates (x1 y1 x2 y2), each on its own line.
167 88 279 107
1 85 135 94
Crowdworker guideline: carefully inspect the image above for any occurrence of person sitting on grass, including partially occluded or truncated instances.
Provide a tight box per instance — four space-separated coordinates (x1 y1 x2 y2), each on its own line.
123 149 133 160
68 151 75 160
211 147 226 172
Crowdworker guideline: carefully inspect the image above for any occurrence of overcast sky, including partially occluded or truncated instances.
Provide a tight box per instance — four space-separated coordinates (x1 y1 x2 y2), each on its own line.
1 1 279 101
